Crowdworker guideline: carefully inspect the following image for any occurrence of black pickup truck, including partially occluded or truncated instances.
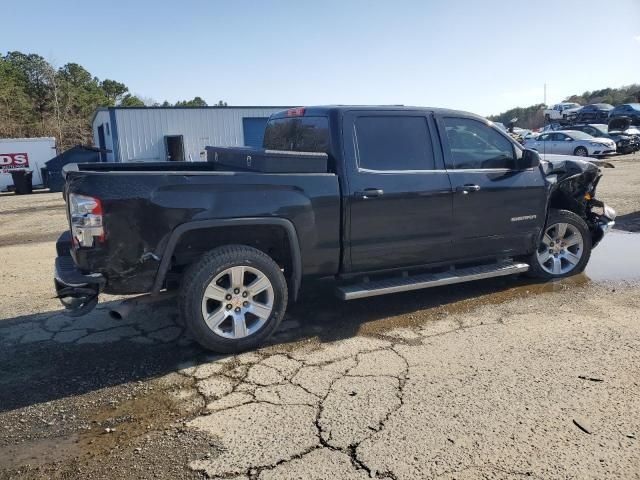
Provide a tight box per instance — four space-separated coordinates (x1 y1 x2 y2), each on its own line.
55 106 616 352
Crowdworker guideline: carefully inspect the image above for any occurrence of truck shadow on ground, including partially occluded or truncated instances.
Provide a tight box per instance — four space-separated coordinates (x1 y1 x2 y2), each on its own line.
0 274 584 413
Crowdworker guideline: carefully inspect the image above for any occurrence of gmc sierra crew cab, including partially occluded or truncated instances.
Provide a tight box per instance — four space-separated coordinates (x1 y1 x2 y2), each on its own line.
54 106 616 352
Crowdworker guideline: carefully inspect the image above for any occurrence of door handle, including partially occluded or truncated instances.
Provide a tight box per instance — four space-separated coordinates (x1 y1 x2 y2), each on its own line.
355 188 384 199
456 184 481 194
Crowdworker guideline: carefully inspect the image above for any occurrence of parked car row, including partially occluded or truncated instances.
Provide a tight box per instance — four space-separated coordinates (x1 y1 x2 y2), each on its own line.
524 130 617 157
562 124 639 155
530 117 640 156
545 102 640 126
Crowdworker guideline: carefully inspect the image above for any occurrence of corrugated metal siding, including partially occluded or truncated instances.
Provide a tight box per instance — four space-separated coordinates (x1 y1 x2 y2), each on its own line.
92 110 115 161
113 108 285 162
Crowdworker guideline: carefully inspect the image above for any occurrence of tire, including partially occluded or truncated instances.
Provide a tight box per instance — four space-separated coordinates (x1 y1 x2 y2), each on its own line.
179 245 288 353
527 209 592 280
573 146 588 157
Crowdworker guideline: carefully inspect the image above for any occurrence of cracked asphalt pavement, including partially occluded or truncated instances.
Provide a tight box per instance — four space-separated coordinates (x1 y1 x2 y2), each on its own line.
1 153 640 479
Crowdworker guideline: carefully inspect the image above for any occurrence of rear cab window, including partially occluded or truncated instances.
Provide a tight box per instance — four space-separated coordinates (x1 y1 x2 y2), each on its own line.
263 116 330 153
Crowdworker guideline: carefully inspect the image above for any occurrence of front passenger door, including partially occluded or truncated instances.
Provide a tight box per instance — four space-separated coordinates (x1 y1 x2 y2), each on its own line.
552 132 573 155
438 116 547 260
531 133 554 154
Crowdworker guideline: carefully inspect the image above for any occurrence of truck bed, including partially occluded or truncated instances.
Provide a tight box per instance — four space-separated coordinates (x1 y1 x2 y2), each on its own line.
63 162 341 294
69 149 328 175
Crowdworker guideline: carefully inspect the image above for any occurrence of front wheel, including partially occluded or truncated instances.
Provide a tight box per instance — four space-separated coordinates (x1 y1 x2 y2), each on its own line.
528 210 592 279
179 245 288 353
573 146 589 157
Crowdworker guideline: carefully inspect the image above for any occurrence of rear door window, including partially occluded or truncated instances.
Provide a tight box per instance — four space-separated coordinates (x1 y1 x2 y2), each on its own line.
263 116 329 153
355 116 435 171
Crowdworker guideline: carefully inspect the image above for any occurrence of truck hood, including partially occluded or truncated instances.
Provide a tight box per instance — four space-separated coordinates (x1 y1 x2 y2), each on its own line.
540 153 608 179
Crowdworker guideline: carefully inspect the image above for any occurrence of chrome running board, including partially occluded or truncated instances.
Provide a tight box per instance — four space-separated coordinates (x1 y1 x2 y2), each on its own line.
336 261 530 301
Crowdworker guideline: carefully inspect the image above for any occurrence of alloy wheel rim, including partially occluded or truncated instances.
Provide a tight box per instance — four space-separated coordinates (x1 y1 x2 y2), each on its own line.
536 222 584 275
200 265 274 339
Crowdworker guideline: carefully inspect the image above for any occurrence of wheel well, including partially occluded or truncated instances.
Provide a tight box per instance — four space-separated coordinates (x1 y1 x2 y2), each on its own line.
169 225 293 274
548 184 590 220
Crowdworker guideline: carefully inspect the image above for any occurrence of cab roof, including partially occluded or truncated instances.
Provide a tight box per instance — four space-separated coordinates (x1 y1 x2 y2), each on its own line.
268 105 489 122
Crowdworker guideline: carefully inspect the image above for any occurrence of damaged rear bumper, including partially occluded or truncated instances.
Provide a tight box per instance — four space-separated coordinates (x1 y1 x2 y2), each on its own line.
54 232 104 316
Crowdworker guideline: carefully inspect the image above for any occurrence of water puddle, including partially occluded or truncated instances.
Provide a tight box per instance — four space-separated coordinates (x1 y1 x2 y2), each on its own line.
585 230 640 282
0 434 80 469
0 378 201 473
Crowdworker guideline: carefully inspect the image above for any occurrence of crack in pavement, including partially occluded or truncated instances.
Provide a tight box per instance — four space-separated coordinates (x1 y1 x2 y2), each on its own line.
184 342 413 479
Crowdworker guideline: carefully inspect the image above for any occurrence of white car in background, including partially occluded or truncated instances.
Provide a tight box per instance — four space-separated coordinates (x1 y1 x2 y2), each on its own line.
512 127 536 140
524 130 616 157
544 103 581 123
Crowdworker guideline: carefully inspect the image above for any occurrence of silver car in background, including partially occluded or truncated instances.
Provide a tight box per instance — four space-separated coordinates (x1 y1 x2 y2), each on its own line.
524 130 616 157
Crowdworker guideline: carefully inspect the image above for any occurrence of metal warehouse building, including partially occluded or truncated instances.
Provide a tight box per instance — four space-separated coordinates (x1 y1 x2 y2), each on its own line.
91 106 289 163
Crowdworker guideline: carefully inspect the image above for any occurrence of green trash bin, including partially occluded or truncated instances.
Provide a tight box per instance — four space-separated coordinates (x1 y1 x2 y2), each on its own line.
10 169 33 195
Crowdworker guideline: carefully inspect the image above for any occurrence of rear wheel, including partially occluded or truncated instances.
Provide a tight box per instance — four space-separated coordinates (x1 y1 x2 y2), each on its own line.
573 146 588 157
179 245 288 353
528 210 591 279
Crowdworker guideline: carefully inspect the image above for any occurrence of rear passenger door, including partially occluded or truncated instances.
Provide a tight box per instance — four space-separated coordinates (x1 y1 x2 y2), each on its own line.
343 111 454 272
437 115 547 260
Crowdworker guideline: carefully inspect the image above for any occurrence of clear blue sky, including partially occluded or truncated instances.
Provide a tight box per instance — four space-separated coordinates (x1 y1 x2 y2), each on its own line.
4 0 640 116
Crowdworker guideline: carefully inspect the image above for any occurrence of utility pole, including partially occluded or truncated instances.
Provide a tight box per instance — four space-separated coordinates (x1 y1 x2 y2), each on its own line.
544 83 547 106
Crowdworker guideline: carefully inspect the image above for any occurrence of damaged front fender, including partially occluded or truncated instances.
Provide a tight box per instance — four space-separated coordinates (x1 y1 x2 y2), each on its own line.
540 154 616 247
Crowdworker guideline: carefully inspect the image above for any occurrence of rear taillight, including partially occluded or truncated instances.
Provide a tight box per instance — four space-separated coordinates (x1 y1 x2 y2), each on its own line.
69 193 104 247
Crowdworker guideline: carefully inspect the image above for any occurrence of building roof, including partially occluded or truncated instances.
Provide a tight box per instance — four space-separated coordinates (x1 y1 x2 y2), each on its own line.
91 105 293 124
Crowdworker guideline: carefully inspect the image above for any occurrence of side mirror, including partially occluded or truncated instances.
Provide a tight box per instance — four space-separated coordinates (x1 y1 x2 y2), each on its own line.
565 137 573 141
518 149 540 170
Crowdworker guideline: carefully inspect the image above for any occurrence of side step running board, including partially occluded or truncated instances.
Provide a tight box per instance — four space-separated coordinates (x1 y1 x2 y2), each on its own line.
336 261 530 301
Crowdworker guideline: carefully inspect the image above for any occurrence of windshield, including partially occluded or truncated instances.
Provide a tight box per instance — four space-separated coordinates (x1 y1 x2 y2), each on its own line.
263 116 330 153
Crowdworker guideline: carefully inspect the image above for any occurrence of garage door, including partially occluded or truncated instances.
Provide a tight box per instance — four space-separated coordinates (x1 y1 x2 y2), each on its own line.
242 117 269 148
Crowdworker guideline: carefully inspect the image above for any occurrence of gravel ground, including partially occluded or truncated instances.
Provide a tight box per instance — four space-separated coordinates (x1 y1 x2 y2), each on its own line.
1 153 639 479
